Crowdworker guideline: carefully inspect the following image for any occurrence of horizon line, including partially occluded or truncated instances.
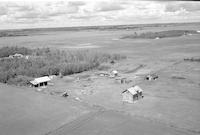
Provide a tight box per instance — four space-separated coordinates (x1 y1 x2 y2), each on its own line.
0 21 200 31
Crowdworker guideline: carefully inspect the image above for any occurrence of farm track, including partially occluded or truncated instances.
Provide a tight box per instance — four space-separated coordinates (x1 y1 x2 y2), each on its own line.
45 109 105 135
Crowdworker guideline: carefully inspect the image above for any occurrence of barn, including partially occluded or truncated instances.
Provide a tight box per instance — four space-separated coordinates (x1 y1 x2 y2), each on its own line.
122 85 143 103
30 76 51 87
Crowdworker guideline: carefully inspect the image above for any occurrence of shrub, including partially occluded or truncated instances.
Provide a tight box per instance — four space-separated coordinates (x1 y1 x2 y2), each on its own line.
7 75 33 86
97 63 111 71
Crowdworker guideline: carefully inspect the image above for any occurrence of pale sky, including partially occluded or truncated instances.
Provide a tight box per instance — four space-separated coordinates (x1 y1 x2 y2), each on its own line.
0 0 200 29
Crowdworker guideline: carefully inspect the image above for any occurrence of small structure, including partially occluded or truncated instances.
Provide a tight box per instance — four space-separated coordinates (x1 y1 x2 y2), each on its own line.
9 53 23 58
30 76 51 87
111 70 118 77
110 60 115 64
115 77 126 84
122 85 143 103
97 71 110 77
145 74 158 81
62 91 69 97
115 77 132 84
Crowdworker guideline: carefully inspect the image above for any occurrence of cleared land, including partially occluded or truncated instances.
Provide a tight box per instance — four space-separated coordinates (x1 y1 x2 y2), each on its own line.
0 23 200 135
0 84 91 135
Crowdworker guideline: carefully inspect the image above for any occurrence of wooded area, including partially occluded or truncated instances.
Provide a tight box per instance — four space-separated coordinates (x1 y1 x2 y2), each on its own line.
0 46 126 86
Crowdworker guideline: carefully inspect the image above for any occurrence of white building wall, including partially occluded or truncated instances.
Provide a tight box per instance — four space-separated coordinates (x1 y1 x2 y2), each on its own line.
122 92 133 103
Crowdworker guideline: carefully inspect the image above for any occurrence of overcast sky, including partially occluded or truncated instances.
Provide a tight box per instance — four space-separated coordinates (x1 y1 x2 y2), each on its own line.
0 0 200 29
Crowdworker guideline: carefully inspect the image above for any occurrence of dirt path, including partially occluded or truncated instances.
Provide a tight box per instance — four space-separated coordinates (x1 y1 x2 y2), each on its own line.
47 109 194 135
45 109 105 135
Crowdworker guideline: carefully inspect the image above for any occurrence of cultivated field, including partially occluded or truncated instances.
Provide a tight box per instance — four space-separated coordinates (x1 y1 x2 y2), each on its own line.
0 23 200 135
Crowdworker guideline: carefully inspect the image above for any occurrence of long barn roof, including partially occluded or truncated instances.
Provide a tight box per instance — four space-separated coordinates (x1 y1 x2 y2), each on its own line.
30 76 51 85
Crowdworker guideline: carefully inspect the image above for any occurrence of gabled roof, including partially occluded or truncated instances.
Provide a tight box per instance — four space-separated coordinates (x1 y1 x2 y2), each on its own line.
122 85 143 95
126 87 137 95
30 76 51 85
133 85 143 92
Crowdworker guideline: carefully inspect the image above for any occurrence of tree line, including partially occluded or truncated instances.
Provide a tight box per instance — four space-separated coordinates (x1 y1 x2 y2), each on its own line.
0 46 126 86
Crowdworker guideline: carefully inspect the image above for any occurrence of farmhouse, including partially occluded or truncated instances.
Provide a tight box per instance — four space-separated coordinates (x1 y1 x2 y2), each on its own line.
122 85 143 103
30 76 51 87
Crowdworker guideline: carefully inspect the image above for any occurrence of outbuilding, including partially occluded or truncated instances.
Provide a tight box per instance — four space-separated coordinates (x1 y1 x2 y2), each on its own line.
122 85 143 103
110 70 118 77
30 76 51 87
9 53 23 58
145 74 158 80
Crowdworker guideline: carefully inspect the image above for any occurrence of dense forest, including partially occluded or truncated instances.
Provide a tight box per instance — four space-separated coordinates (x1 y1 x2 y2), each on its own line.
0 46 126 86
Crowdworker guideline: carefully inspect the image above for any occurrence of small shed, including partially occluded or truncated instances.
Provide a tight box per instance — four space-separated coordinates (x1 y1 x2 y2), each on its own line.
30 76 51 87
145 74 158 80
111 70 118 77
115 77 127 84
122 85 143 103
115 77 132 84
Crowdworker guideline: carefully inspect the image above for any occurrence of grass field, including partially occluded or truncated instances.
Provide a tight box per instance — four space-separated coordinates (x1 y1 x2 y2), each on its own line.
0 22 200 135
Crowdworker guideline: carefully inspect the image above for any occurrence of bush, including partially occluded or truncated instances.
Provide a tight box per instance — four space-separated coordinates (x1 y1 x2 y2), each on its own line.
97 63 111 71
7 75 33 86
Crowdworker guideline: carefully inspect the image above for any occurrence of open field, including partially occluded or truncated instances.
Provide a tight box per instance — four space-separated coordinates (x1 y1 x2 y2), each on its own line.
0 22 200 135
0 84 92 135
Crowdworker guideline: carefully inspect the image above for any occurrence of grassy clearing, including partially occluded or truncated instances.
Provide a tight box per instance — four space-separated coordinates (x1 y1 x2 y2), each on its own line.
0 47 126 86
121 30 199 39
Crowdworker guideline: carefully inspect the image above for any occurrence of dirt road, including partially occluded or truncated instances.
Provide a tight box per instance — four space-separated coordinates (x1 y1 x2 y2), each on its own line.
48 110 194 135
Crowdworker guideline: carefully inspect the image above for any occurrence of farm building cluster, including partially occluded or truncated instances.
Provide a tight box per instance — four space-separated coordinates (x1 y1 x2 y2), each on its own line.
29 69 146 103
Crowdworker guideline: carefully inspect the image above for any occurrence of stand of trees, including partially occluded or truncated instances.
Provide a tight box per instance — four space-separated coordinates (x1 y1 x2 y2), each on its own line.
121 30 199 39
0 46 32 58
0 47 126 86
